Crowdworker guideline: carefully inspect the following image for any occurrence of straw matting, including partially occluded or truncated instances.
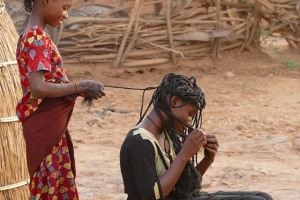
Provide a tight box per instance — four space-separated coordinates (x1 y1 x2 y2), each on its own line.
0 1 30 199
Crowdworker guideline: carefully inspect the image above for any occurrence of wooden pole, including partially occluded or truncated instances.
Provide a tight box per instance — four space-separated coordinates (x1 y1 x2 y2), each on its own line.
244 1 261 49
112 0 141 68
120 0 142 65
166 0 177 67
212 0 221 60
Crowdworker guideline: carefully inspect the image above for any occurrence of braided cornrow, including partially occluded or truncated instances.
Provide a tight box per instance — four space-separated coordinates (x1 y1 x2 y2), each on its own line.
139 73 206 197
24 0 34 12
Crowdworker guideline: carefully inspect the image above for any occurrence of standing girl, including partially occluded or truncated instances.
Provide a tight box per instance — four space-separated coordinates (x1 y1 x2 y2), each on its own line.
16 0 105 199
120 73 272 200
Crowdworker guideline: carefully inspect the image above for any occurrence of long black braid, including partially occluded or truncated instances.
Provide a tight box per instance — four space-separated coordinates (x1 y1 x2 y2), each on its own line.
24 0 34 12
138 73 206 198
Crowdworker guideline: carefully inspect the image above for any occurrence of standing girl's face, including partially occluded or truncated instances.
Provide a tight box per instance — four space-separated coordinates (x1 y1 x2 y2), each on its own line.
169 96 197 133
43 0 73 27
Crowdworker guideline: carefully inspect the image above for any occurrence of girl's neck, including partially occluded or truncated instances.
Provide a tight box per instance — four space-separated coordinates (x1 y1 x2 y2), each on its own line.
145 111 171 151
135 110 169 150
25 8 46 32
146 115 163 134
144 111 166 138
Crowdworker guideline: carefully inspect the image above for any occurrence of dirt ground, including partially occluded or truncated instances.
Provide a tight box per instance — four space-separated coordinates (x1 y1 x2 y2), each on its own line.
3 1 299 199
63 41 300 200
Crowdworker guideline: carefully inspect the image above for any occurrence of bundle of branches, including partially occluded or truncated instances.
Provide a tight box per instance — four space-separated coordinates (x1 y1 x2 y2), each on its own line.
57 0 261 68
0 1 29 199
259 0 300 49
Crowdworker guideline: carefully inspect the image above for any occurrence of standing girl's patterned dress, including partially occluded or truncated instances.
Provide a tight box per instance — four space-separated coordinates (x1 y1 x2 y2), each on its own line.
16 26 78 200
16 1 105 199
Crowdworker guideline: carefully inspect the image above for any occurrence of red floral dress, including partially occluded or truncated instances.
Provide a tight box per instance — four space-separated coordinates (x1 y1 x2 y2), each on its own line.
16 26 78 199
16 26 70 123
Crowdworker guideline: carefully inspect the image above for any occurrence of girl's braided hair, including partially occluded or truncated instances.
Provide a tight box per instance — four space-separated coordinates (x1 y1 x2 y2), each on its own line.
24 0 34 12
138 73 206 198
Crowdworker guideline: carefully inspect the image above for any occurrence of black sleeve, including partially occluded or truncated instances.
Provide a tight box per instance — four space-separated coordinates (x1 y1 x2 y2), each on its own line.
128 136 163 200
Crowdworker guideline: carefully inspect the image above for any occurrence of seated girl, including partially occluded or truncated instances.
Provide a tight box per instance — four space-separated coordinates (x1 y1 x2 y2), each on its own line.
120 73 272 200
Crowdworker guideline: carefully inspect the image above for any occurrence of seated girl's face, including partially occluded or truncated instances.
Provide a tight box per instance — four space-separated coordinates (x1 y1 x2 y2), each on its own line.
169 96 197 134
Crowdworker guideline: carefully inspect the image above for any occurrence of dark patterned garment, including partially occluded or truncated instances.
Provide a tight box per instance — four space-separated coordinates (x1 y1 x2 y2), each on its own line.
120 128 176 200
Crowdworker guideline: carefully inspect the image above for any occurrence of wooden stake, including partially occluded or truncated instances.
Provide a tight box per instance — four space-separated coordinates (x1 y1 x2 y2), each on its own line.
120 0 142 65
166 0 177 67
112 0 141 68
212 0 221 60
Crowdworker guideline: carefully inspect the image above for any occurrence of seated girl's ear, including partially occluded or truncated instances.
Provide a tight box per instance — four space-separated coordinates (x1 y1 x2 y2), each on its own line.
170 96 183 108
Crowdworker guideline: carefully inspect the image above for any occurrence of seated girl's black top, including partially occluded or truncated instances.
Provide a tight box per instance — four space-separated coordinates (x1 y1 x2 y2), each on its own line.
120 128 176 200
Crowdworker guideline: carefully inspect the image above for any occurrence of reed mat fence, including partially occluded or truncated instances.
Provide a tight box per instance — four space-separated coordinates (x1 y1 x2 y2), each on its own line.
52 0 300 68
0 1 30 199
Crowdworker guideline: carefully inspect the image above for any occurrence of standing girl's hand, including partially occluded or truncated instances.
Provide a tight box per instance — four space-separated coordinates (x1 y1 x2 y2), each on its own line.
204 134 219 163
180 129 207 160
76 80 106 99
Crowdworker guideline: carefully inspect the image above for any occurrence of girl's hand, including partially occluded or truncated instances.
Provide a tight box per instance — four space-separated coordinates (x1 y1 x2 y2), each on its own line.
180 129 207 160
204 134 219 163
77 80 106 99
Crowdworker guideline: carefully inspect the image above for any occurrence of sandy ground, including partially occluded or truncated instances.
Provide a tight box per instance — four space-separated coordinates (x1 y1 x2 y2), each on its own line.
3 1 299 199
63 43 300 200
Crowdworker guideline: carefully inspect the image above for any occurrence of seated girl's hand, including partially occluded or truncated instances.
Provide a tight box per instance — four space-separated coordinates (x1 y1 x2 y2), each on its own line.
204 134 219 162
181 129 207 160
